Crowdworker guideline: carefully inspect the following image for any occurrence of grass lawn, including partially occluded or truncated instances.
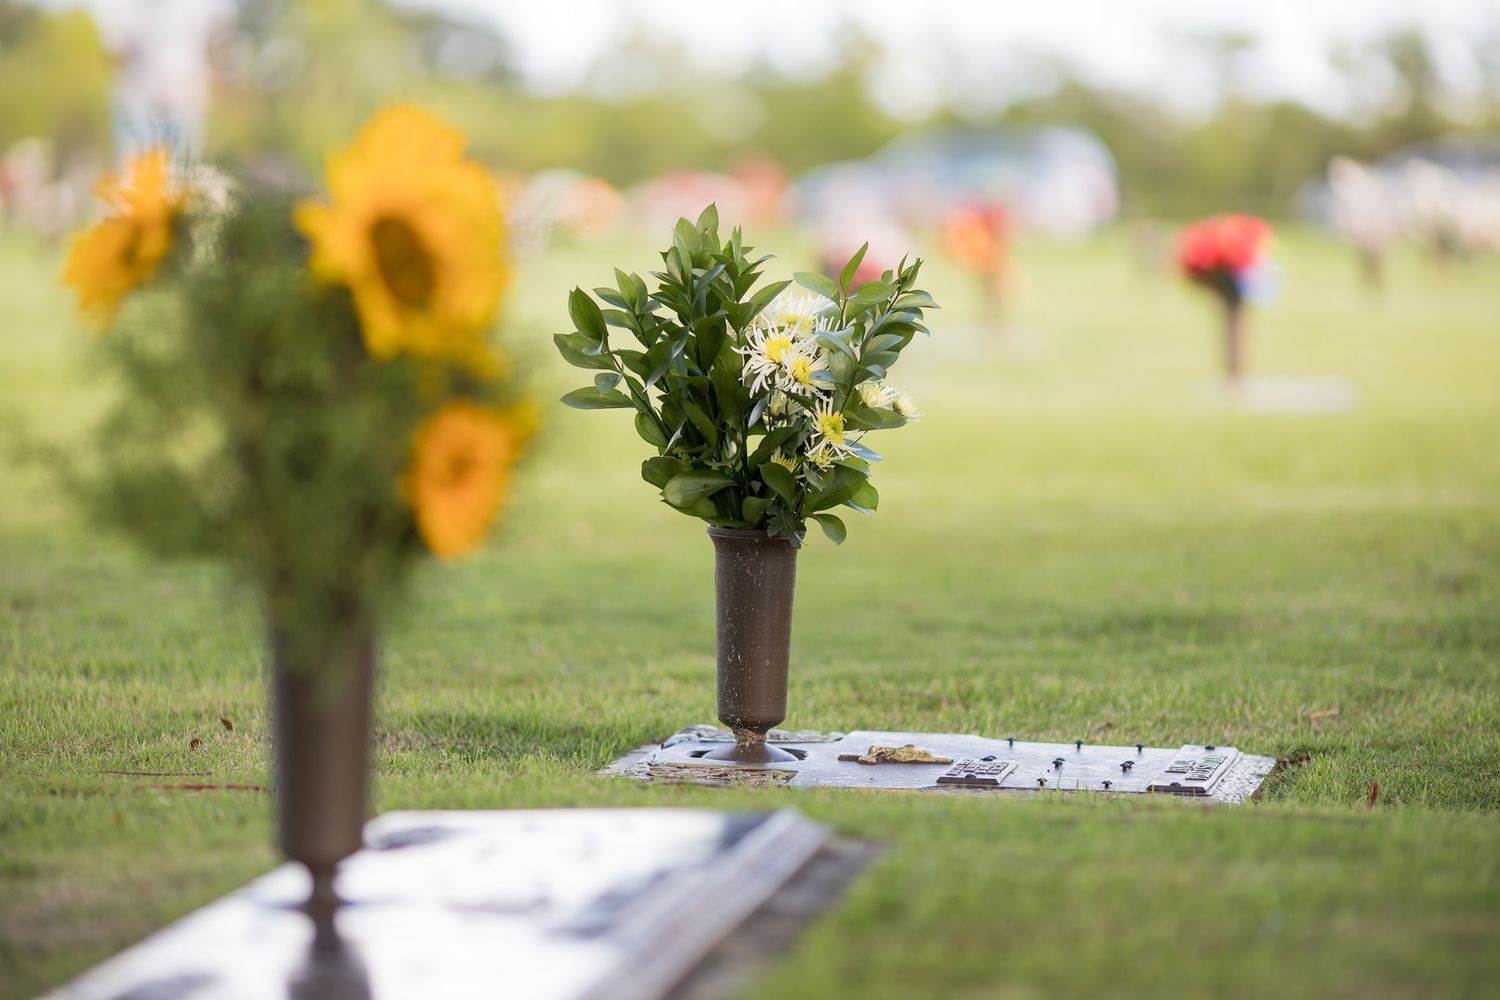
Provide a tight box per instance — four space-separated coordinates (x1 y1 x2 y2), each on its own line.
2 224 1498 999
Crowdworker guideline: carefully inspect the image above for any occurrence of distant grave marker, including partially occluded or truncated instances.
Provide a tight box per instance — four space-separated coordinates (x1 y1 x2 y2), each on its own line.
1202 375 1357 415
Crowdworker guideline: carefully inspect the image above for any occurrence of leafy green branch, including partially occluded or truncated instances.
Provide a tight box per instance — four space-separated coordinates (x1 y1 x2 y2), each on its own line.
556 206 937 547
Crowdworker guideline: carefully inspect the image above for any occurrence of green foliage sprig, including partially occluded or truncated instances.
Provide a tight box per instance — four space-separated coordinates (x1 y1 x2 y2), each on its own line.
557 205 937 546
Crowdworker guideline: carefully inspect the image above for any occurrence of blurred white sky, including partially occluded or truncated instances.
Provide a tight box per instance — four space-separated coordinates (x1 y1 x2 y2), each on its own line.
406 0 1500 119
43 0 1500 121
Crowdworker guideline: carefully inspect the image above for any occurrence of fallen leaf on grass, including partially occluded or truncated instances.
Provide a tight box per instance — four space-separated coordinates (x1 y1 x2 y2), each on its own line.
1308 708 1340 726
1295 706 1341 727
189 737 203 750
220 717 234 731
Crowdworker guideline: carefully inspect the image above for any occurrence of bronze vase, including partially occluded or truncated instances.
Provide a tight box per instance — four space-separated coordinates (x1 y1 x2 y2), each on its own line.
271 627 375 916
703 527 800 764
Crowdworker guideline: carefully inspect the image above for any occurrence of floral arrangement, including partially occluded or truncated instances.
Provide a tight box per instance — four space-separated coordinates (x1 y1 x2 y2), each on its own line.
61 106 531 669
556 207 936 546
1177 213 1274 306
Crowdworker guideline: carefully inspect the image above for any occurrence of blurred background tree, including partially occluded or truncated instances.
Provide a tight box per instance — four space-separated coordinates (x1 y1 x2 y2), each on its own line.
0 2 111 165
3 0 1496 220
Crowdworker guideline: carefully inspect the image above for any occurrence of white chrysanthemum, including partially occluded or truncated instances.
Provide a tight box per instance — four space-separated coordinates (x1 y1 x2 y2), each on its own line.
808 396 853 461
737 324 797 395
893 390 922 421
781 340 831 395
859 380 895 409
740 333 833 399
769 450 799 473
740 293 837 397
757 293 826 341
805 443 839 469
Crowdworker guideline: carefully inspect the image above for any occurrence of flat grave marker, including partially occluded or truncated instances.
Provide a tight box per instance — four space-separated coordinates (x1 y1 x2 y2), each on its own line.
609 727 1275 804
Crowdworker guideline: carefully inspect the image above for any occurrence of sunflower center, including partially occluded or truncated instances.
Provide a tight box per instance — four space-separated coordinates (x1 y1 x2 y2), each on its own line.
441 448 477 488
116 221 144 272
371 216 436 308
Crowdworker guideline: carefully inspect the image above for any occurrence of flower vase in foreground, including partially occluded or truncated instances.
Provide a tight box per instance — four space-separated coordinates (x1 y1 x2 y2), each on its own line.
555 208 939 761
272 628 375 916
62 107 533 909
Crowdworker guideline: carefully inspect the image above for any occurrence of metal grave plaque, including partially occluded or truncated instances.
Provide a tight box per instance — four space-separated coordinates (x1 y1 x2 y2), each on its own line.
1147 745 1240 796
609 728 1275 804
935 757 1018 787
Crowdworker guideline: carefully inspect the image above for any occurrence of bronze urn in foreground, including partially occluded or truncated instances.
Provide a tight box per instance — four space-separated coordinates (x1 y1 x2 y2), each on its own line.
271 629 376 916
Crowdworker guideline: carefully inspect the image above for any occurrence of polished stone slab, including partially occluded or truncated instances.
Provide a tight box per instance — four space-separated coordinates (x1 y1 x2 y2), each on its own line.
45 808 842 1000
609 727 1275 804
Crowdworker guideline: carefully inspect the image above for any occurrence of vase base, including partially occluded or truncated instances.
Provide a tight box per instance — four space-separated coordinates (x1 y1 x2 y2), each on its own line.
302 867 341 924
702 741 801 765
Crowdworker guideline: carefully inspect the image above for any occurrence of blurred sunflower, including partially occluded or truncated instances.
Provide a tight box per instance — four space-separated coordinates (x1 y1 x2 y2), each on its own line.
402 402 530 558
295 106 508 363
62 148 183 324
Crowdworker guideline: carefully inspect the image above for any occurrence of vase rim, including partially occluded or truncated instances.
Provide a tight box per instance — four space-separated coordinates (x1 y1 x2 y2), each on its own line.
706 526 775 539
707 526 807 542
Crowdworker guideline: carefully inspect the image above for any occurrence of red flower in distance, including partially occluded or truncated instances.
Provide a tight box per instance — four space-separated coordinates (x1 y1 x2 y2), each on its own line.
1178 214 1271 279
1178 214 1272 304
944 203 1009 274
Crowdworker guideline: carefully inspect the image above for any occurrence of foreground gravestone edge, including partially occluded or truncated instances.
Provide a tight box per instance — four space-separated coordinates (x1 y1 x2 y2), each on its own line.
607 727 1277 804
46 808 863 1000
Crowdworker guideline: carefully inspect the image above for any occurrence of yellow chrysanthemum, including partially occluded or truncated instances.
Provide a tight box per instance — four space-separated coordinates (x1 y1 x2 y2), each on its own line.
295 106 508 363
402 402 526 559
62 148 183 324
